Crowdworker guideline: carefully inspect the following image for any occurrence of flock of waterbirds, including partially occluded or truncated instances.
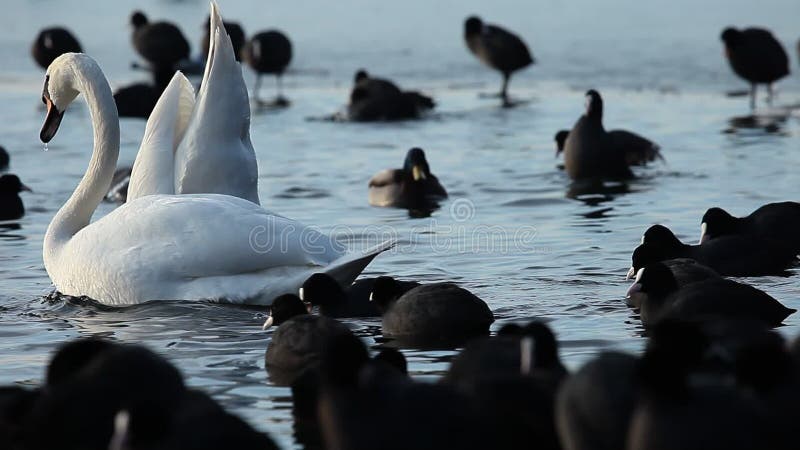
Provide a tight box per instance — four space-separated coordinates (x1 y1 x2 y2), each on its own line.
2 1 800 449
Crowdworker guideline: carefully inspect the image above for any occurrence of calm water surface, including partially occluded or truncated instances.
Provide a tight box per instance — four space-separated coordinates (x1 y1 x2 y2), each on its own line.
1 0 800 447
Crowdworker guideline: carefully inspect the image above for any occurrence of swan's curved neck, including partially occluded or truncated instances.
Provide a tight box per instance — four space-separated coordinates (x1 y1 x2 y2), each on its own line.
46 62 119 250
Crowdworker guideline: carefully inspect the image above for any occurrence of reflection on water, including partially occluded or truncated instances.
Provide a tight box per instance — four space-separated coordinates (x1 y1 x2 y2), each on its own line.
566 180 631 206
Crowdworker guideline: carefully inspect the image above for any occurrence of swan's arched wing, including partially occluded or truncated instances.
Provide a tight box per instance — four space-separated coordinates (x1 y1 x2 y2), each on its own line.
127 72 195 201
173 2 260 204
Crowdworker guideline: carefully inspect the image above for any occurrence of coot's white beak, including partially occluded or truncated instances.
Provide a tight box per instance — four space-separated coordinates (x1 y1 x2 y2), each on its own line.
369 291 374 302
262 315 274 330
298 287 305 301
626 266 636 280
699 222 709 245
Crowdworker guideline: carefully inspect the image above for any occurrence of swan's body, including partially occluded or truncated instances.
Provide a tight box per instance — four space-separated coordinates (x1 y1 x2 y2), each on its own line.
127 4 259 203
41 51 389 306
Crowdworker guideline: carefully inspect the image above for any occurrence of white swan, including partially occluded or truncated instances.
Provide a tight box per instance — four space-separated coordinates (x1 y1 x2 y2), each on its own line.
127 2 259 204
40 53 391 306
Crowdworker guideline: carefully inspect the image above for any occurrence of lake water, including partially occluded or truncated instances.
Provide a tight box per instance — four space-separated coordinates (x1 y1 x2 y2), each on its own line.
1 0 800 448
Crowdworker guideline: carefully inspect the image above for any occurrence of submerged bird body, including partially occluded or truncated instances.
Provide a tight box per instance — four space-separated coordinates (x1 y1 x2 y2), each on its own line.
374 282 494 344
563 90 634 180
626 258 719 308
628 263 795 326
700 202 800 253
464 16 533 103
0 175 30 221
368 147 447 209
113 83 161 119
31 27 82 70
0 146 9 170
632 224 797 277
555 129 662 166
347 70 434 121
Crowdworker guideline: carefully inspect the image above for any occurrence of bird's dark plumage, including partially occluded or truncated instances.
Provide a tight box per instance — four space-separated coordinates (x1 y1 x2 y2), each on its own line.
347 70 435 121
31 27 82 70
630 262 795 326
721 27 789 108
464 16 533 103
376 282 494 346
555 128 662 166
113 83 161 119
700 202 800 253
632 224 797 277
563 90 635 180
0 174 30 221
368 147 448 210
131 11 191 68
244 30 292 103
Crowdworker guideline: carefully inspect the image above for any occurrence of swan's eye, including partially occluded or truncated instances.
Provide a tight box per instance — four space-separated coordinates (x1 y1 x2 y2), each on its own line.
41 95 47 105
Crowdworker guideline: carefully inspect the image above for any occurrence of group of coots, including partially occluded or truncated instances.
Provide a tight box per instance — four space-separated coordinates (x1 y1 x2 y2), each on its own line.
6 313 800 449
30 11 292 118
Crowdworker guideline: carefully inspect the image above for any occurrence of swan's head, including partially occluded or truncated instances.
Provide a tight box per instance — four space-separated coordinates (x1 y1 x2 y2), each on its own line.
40 53 90 142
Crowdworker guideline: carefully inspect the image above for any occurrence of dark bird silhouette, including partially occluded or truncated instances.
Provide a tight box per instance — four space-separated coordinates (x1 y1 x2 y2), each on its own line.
263 294 354 385
368 148 448 211
347 70 435 121
130 11 190 70
700 202 800 254
562 90 635 180
371 280 494 346
631 224 797 277
555 128 662 166
0 146 9 171
113 83 162 119
0 175 31 221
464 16 534 106
243 30 293 105
628 262 795 327
31 27 82 70
201 16 245 61
720 27 789 109
625 258 719 308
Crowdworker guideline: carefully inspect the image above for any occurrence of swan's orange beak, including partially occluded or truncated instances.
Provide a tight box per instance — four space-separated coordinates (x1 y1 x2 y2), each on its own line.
40 96 64 143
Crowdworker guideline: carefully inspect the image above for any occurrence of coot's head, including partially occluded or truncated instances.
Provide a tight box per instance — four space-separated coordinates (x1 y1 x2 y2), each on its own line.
699 207 737 244
0 174 31 194
263 294 310 329
130 11 148 28
554 130 569 156
369 276 404 312
720 27 742 46
300 273 346 308
354 69 369 84
403 147 432 181
626 262 679 303
642 224 683 250
464 16 483 36
628 243 668 278
46 337 115 386
584 89 603 120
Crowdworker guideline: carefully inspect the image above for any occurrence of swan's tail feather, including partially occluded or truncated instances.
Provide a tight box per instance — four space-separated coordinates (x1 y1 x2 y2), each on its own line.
322 240 396 288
